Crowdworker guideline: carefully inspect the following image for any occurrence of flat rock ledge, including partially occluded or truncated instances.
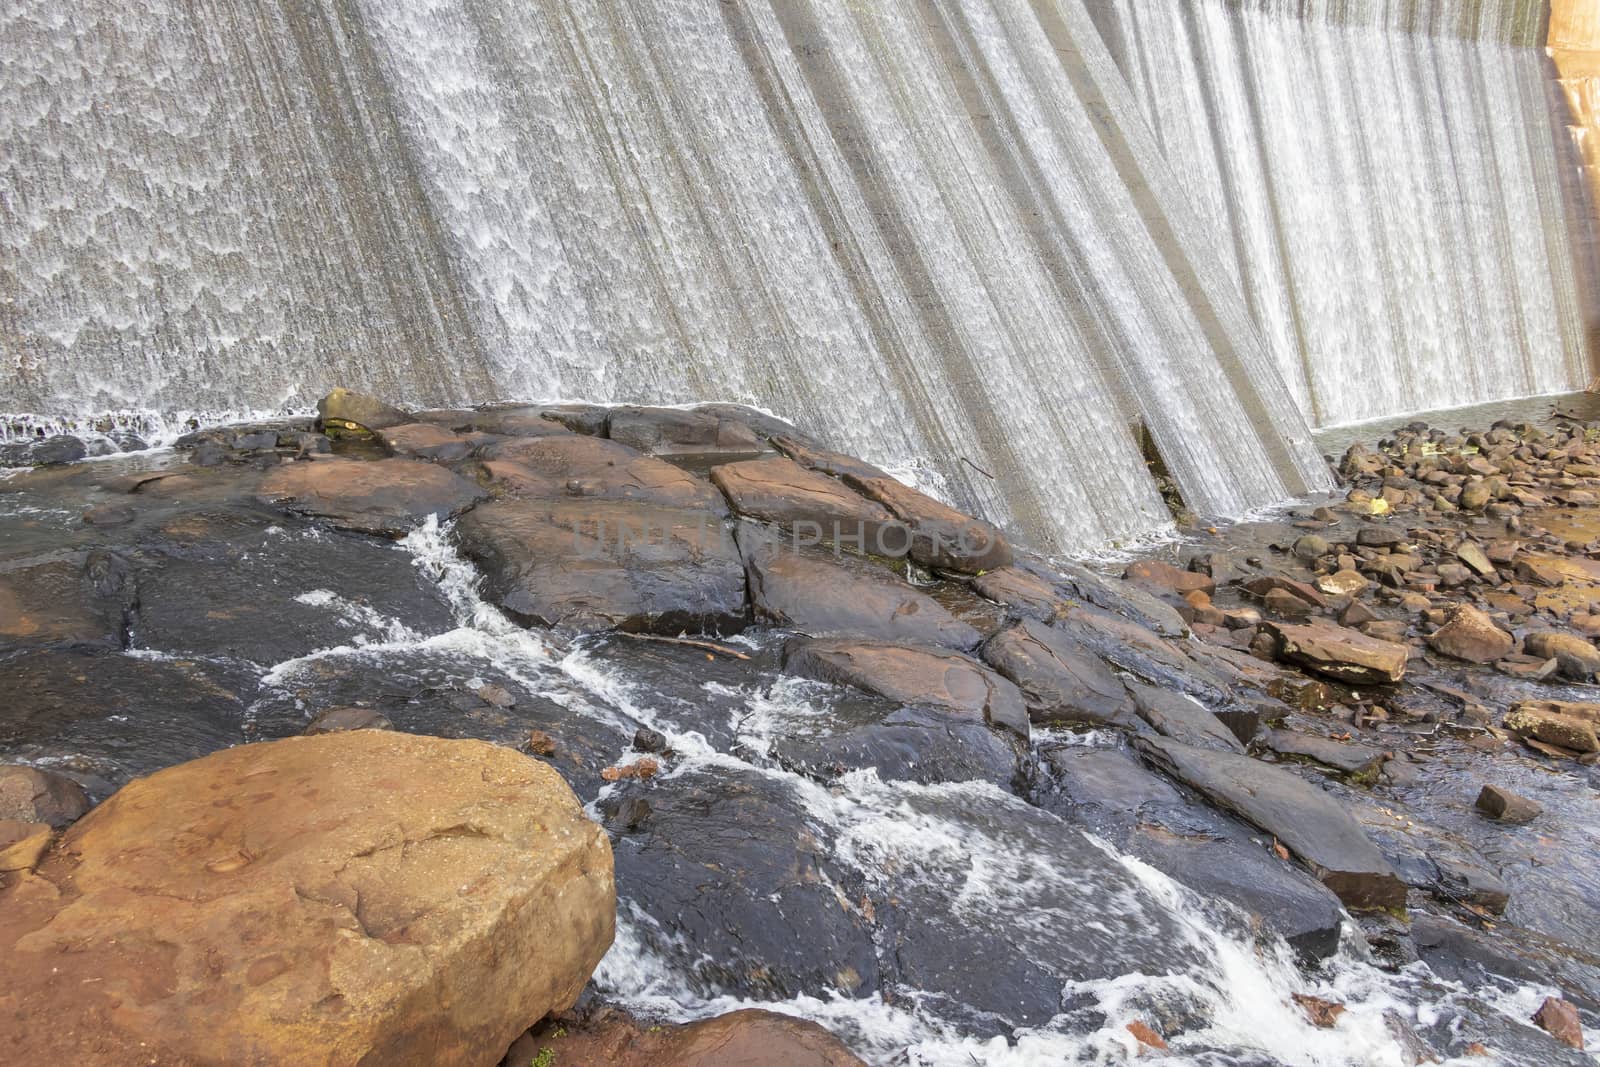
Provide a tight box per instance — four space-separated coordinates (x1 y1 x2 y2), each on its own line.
0 731 614 1066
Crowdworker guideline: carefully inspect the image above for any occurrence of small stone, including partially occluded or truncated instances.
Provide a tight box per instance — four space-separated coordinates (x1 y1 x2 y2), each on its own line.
1474 785 1542 824
1125 1020 1167 1052
1316 570 1369 598
476 685 516 708
1532 997 1584 1050
1357 527 1404 548
0 765 91 830
82 504 136 527
1264 587 1316 620
633 726 669 753
304 705 393 734
528 729 558 757
1293 534 1330 560
1292 993 1346 1028
1340 600 1380 627
600 757 660 782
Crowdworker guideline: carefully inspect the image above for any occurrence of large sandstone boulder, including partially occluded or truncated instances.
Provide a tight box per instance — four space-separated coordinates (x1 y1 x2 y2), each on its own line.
711 456 894 546
1263 619 1408 685
1125 680 1243 753
739 528 979 649
979 619 1133 726
456 498 746 633
783 638 1029 738
482 435 726 512
1135 736 1406 910
257 457 487 536
0 556 128 649
0 731 614 1066
970 566 1069 622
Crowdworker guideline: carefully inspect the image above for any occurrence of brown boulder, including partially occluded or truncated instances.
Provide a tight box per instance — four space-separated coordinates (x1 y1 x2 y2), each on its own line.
1504 703 1599 754
482 435 725 512
257 457 487 536
608 406 763 455
0 732 613 1066
1524 631 1600 681
1124 560 1214 598
711 456 894 545
1134 736 1405 910
0 820 52 873
1426 604 1514 664
783 638 1029 738
971 566 1070 622
980 619 1133 726
739 529 979 649
0 765 91 829
1263 620 1408 685
376 422 474 462
0 557 126 649
514 1006 865 1066
455 498 745 634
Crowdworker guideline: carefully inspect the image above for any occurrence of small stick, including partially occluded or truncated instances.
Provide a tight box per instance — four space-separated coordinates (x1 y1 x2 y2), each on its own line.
617 633 751 660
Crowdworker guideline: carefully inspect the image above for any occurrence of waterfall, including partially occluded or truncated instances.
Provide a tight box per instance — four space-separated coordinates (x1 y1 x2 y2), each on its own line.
3 0 1589 549
1092 0 1598 429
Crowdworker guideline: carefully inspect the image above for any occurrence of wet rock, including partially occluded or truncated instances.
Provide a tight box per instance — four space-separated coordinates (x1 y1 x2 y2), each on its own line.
1263 587 1317 620
1124 559 1214 598
0 556 129 649
845 474 1010 575
316 387 410 433
131 520 456 664
1475 784 1542 824
1059 605 1230 702
1135 736 1406 910
711 456 894 544
1242 575 1328 610
1126 680 1243 753
0 434 88 467
598 769 877 1000
0 648 253 793
632 726 667 754
482 435 726 512
0 765 91 829
1504 703 1599 754
1261 729 1386 778
514 1006 867 1067
375 422 473 462
1356 526 1406 548
302 706 393 734
739 529 979 649
456 498 745 634
1533 997 1586 1050
1426 605 1514 664
1524 631 1600 681
770 702 1026 790
459 406 578 438
1054 561 1188 637
971 566 1069 622
979 619 1133 726
1126 1019 1169 1050
257 456 487 536
608 405 764 455
1263 619 1407 685
782 638 1029 738
0 732 614 1065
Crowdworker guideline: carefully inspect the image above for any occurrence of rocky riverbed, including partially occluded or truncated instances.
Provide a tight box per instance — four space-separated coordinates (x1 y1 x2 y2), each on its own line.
2 392 1599 1064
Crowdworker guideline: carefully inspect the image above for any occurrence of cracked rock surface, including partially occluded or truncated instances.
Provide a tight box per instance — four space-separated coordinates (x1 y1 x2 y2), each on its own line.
0 730 614 1066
